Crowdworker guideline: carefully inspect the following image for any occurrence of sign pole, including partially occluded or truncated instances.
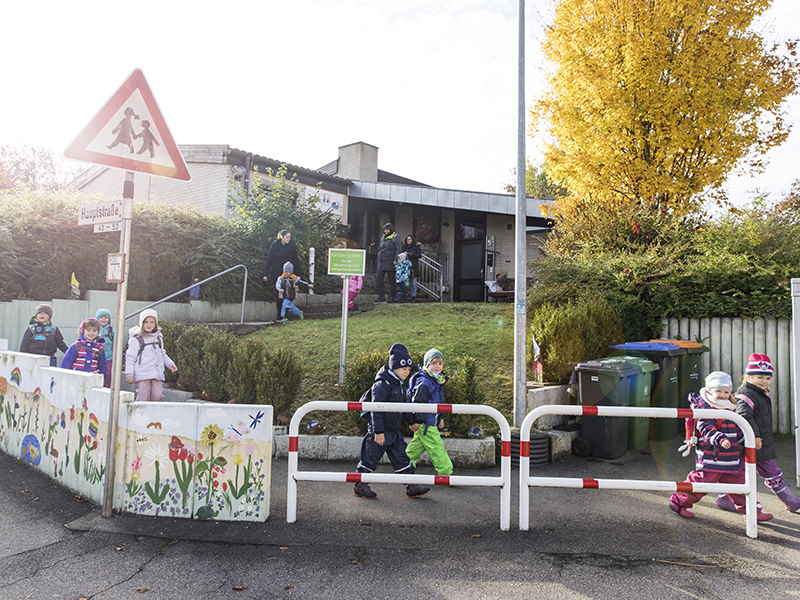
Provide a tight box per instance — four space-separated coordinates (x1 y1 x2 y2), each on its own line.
339 275 350 384
792 279 800 487
102 171 134 517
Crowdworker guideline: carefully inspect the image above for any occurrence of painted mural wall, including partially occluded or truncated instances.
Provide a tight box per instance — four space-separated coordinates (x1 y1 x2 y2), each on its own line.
0 350 272 522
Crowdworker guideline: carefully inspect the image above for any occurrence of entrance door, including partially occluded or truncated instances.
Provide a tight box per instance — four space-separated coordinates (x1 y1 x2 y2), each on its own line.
454 217 486 301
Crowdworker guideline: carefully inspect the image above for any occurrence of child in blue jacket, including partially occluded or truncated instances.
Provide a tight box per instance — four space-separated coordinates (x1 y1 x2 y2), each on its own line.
354 343 429 500
406 349 453 476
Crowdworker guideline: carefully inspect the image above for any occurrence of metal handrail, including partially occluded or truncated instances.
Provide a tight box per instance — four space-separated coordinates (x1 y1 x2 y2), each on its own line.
125 264 249 324
418 253 447 302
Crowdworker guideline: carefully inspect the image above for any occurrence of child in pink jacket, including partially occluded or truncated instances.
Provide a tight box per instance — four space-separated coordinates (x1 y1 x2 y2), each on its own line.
125 309 177 402
342 275 363 313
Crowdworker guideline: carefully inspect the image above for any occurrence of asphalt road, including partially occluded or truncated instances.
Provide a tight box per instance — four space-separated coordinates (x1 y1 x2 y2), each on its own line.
2 437 799 599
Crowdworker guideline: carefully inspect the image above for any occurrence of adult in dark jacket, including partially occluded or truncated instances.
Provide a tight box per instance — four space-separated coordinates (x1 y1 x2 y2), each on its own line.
374 223 401 303
262 230 301 318
402 234 422 302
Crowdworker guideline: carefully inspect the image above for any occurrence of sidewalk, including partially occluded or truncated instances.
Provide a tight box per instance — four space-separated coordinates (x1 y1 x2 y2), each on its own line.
2 437 799 599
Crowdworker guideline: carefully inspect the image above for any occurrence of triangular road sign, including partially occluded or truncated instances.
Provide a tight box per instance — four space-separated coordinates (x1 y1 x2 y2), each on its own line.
65 68 191 181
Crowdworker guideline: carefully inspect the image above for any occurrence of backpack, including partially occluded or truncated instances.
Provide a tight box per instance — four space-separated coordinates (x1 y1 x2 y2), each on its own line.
133 333 162 364
359 387 372 419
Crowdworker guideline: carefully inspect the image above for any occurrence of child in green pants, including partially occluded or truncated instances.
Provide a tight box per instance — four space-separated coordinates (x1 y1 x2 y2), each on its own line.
406 348 454 476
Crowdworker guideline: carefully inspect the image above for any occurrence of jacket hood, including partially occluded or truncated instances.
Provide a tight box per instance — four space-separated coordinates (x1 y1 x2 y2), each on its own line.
270 238 297 256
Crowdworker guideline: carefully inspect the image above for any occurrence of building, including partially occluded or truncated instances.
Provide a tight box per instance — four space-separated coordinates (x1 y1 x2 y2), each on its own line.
71 142 552 301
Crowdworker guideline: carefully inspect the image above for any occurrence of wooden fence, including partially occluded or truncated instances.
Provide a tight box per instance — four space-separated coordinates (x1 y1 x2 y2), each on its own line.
660 317 794 435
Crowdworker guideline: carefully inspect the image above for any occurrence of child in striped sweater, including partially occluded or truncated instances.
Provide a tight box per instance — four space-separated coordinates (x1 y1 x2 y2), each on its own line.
669 371 772 521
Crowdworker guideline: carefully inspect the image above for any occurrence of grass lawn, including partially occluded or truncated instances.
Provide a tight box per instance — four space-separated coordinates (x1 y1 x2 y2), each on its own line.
250 302 516 435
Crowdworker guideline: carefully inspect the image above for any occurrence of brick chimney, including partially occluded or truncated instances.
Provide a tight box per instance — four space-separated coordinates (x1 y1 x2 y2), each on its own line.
336 142 378 181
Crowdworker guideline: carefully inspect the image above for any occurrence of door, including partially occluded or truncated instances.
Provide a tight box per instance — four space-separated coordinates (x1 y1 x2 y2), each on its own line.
454 216 486 301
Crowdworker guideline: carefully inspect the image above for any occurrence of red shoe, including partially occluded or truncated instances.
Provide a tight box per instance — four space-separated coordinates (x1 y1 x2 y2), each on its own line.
669 500 695 518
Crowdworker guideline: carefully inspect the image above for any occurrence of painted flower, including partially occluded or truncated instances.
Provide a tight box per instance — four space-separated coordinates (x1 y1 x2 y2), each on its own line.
222 482 228 491
131 456 142 471
245 443 256 456
131 472 141 482
0 378 7 395
60 412 66 428
144 444 169 466
201 424 224 447
213 480 219 489
70 406 75 421
233 454 243 466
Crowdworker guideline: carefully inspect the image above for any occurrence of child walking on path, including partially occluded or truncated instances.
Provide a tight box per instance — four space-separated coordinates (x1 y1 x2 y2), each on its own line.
95 309 114 388
353 343 430 500
669 372 773 521
61 318 108 378
125 309 177 402
20 303 69 367
395 252 411 303
406 349 454 477
716 354 800 514
276 261 312 321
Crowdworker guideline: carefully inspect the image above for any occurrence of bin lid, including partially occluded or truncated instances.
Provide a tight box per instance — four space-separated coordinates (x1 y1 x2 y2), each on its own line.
609 342 684 356
619 356 660 373
649 339 709 353
574 359 639 376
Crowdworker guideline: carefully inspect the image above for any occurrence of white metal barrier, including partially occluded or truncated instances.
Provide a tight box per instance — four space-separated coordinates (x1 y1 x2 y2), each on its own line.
287 401 512 530
519 405 759 538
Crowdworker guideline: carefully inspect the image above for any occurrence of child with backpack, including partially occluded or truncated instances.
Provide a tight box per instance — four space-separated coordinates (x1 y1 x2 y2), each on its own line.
60 318 108 378
95 308 114 387
19 303 69 366
353 343 430 500
716 354 800 514
669 371 773 521
124 309 177 402
406 348 453 477
275 261 312 322
394 252 411 303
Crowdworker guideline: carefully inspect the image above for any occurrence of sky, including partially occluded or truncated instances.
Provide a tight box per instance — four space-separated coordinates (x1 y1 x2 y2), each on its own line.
1 0 798 205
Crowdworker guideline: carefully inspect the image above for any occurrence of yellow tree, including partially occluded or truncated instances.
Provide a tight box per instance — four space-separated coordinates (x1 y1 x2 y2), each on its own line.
535 0 799 222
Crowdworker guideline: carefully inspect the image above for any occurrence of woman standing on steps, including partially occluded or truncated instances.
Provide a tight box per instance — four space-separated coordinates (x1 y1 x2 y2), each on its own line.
262 230 301 319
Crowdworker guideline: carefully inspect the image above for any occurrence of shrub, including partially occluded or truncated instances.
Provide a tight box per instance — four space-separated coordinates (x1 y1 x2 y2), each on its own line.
197 330 236 402
258 347 303 414
158 320 189 383
527 284 625 384
174 325 217 391
228 338 269 406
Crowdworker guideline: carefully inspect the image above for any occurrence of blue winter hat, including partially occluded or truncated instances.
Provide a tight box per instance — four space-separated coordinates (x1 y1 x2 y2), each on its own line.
389 343 413 370
95 308 112 320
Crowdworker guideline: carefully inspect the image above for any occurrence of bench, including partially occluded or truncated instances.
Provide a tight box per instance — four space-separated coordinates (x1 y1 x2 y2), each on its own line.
485 279 514 302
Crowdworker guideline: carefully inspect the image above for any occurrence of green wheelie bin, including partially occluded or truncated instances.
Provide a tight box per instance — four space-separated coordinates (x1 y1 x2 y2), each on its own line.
618 356 659 450
610 343 685 441
650 340 710 409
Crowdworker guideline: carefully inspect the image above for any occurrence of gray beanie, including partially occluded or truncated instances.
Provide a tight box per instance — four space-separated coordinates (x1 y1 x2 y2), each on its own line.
705 371 732 393
283 261 294 274
423 348 444 369
35 303 53 318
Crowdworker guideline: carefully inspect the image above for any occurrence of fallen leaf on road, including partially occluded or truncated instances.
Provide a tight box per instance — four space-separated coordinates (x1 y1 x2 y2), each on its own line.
115 547 123 551
471 534 481 538
279 546 289 551
136 587 149 593
284 585 294 589
75 495 84 503
232 585 248 590
34 497 39 501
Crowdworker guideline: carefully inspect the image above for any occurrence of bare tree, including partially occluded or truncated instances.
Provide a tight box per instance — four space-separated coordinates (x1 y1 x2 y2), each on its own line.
0 143 82 191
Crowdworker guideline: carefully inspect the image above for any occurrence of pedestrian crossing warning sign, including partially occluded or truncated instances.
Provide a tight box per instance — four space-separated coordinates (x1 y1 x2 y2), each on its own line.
65 68 191 181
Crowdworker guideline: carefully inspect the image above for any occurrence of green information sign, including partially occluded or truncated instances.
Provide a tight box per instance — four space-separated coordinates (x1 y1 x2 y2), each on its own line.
328 248 366 276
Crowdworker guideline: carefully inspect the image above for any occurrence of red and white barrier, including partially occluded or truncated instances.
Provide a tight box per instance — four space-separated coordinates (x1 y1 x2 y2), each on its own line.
287 401 512 530
519 406 759 538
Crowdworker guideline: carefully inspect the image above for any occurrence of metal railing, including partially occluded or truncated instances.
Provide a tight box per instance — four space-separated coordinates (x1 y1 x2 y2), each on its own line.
126 264 249 324
518 405 759 539
287 400 512 530
417 252 449 302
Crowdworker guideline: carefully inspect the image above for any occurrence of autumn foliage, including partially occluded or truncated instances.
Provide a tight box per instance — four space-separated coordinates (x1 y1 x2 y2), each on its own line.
535 0 800 231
